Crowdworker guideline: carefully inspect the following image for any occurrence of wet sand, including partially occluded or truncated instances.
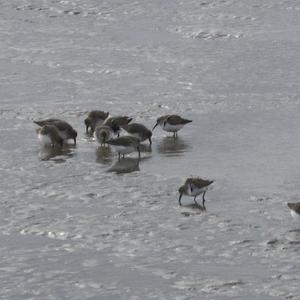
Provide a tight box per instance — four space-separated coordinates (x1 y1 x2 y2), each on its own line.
1 0 300 299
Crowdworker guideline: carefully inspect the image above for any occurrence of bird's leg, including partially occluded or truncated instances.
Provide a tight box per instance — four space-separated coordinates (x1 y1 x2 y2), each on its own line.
118 152 121 161
137 146 141 160
122 154 125 159
202 192 206 207
179 193 183 206
194 195 200 206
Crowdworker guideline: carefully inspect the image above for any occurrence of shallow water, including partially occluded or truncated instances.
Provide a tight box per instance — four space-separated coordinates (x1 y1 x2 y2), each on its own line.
1 0 300 299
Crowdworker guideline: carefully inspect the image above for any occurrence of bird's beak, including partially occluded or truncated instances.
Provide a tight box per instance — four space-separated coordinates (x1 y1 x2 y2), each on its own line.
178 193 183 206
152 123 158 131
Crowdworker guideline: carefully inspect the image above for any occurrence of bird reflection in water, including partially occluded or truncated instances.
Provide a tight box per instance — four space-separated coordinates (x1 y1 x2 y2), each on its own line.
38 144 75 162
108 157 140 174
96 141 150 168
180 204 205 216
138 143 152 154
157 136 190 156
96 145 113 165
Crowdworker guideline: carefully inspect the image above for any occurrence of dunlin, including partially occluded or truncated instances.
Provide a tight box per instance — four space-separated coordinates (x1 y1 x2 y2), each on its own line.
34 119 77 144
178 178 214 209
94 125 114 145
121 123 152 144
152 115 192 137
287 202 300 222
84 110 109 133
106 136 140 160
104 116 133 137
37 125 63 147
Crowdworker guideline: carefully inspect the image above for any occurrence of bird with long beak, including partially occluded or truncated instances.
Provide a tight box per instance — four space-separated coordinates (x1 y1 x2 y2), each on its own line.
121 123 152 145
178 178 214 210
37 125 64 148
106 136 140 161
287 202 300 223
84 110 109 133
94 125 114 146
152 115 192 137
34 119 77 145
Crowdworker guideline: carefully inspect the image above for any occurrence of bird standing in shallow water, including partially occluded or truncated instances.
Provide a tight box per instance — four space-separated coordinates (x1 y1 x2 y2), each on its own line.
107 136 140 160
287 202 300 223
34 119 77 145
121 123 152 145
84 110 109 134
152 115 192 137
37 125 64 148
178 178 214 210
94 125 114 146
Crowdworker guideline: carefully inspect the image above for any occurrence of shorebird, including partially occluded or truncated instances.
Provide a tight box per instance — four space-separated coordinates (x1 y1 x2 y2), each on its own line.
287 202 300 222
178 178 214 209
84 110 109 133
121 123 152 145
106 136 140 160
94 125 114 146
152 115 192 137
34 119 77 144
37 125 63 147
104 116 132 137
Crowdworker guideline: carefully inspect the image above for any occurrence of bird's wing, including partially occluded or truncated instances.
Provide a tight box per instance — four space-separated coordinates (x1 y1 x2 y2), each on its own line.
166 115 182 125
188 178 213 188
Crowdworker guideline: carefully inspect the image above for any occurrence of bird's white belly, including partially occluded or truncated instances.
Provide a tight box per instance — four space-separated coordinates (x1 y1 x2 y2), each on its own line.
112 145 134 154
38 134 52 146
291 210 300 222
58 131 68 140
187 186 208 196
163 123 184 132
130 133 143 141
